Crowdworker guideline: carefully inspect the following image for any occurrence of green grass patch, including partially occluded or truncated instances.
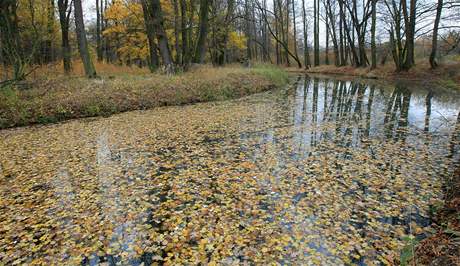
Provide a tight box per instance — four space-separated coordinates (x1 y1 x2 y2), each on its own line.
251 64 290 87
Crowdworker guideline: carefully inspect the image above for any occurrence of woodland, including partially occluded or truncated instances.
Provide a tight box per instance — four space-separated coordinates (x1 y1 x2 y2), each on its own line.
0 0 459 81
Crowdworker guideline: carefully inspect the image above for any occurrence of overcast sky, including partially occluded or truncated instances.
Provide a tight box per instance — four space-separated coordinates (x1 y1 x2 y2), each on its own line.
83 0 96 21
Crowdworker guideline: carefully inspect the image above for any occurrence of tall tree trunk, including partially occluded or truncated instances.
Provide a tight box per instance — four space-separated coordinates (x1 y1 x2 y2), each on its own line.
358 34 368 67
313 0 317 66
339 0 345 65
74 0 97 78
141 0 159 72
291 0 300 67
193 0 210 63
45 0 55 63
96 0 102 62
245 0 252 62
345 0 370 67
58 0 72 74
219 0 235 65
403 0 416 70
325 0 339 66
0 26 4 81
285 0 290 66
274 0 280 64
301 0 310 68
262 0 270 62
314 0 320 66
341 1 359 67
325 13 330 65
149 0 174 72
370 0 377 69
256 0 301 67
102 0 107 62
100 0 105 62
429 0 443 69
172 0 181 64
277 0 286 64
260 0 267 62
188 0 195 61
180 0 189 65
251 1 258 60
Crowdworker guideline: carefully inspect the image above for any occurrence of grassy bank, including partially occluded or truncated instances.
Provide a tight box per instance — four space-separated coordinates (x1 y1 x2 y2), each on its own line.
0 65 288 129
301 63 460 89
407 168 460 265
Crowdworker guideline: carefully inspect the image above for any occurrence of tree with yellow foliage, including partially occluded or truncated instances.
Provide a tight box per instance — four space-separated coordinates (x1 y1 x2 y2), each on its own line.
104 0 149 65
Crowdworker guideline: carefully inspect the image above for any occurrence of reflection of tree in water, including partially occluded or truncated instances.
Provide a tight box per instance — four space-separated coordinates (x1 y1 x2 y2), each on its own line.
311 78 319 146
364 85 375 138
297 77 310 154
293 76 460 152
384 85 411 141
323 79 329 123
424 91 433 132
449 111 460 160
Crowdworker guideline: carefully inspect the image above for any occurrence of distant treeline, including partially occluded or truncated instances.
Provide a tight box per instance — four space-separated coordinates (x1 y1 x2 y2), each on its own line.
0 0 459 80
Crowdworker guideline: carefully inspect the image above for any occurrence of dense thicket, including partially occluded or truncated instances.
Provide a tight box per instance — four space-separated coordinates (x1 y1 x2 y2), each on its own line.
0 0 459 81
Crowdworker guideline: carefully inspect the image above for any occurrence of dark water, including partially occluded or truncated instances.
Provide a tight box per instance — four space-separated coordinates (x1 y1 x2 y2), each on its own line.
1 75 459 265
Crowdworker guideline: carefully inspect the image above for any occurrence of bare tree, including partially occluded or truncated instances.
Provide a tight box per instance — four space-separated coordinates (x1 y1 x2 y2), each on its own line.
96 0 102 61
172 0 181 64
74 0 97 78
194 0 210 63
403 0 417 69
291 0 300 65
45 0 55 63
324 0 340 66
343 0 372 67
255 0 302 67
371 0 377 69
384 0 417 71
57 0 72 73
301 0 311 68
314 0 320 66
429 0 443 68
179 0 189 65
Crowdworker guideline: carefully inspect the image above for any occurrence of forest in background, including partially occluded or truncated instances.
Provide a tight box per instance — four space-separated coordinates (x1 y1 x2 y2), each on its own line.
0 0 460 83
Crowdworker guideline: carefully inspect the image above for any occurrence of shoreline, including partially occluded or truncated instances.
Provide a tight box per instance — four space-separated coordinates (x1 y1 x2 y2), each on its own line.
285 64 460 89
0 66 289 130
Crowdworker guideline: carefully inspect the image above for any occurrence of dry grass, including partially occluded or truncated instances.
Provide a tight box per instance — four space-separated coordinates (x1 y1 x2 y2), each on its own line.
0 64 288 129
1 60 151 80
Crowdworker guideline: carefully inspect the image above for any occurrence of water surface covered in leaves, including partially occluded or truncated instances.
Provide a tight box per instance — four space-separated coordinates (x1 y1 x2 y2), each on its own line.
1 76 460 265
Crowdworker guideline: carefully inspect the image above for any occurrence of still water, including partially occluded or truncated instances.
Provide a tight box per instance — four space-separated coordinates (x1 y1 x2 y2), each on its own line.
1 75 459 265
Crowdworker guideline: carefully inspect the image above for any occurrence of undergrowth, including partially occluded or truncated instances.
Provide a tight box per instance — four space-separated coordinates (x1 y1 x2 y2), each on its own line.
0 65 288 129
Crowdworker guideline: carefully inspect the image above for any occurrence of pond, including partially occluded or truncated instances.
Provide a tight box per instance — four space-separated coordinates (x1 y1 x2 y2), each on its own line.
1 75 459 265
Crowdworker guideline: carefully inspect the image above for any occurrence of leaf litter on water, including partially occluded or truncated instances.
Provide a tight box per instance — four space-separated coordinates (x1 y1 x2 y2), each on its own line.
1 76 460 265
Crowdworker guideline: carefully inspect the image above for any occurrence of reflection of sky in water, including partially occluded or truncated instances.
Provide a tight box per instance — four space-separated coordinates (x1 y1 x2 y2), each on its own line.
290 77 460 142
